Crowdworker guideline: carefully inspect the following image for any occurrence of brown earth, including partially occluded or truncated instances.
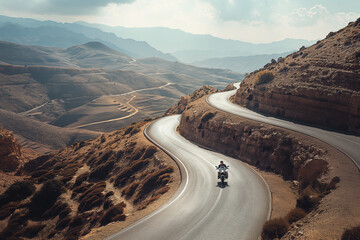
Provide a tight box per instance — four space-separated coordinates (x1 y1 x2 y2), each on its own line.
234 18 360 134
178 96 360 239
0 120 180 240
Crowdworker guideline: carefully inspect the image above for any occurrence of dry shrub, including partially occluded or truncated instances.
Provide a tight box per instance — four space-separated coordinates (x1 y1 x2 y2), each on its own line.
286 208 307 224
142 146 157 159
89 160 116 180
342 225 360 240
261 218 289 240
100 202 126 226
72 183 93 198
59 205 72 219
65 226 83 240
93 150 113 166
29 179 64 219
296 193 321 213
74 172 89 187
20 224 45 238
41 201 70 220
122 182 139 198
130 127 140 135
124 126 134 135
131 147 146 160
201 111 216 123
105 191 114 198
60 163 82 183
255 71 275 85
0 210 28 239
0 202 19 220
78 182 106 212
326 176 340 192
114 159 149 187
31 169 48 179
8 211 28 228
103 198 114 210
23 154 52 172
134 167 173 203
0 181 35 207
56 216 71 230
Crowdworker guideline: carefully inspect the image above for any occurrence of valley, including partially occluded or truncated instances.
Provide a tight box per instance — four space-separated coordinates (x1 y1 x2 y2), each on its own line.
0 10 359 240
0 41 242 151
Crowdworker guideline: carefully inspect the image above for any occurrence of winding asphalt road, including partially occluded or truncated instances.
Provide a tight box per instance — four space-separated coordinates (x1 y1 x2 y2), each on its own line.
207 84 360 170
107 115 271 240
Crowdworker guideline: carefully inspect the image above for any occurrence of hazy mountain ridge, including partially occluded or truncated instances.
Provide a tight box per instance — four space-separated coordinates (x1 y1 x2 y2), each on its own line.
0 15 176 61
81 22 316 62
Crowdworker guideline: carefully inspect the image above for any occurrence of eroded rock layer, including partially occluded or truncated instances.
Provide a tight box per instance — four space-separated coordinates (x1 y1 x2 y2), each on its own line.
179 98 328 183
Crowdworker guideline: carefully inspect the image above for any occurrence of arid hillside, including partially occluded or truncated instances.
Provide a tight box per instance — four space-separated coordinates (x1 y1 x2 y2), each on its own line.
0 41 242 150
234 18 360 134
0 121 179 239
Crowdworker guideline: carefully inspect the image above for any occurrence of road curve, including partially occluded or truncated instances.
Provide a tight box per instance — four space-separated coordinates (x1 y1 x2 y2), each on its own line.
207 85 360 170
107 115 271 240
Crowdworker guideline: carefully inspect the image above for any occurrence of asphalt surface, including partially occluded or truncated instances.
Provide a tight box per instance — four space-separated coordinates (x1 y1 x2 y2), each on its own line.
107 115 271 240
207 84 360 170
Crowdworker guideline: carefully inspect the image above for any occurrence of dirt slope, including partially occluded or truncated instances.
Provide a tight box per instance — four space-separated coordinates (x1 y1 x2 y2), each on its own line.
0 120 180 239
234 18 360 134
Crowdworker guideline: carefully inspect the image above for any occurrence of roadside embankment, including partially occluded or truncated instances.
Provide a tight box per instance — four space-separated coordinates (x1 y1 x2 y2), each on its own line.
178 96 360 239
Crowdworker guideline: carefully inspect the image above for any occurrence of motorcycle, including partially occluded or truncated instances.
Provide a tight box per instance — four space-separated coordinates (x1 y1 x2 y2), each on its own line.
216 165 229 187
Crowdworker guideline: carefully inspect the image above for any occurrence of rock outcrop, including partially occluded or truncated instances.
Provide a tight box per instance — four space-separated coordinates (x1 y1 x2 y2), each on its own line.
0 126 22 171
234 18 360 134
165 85 219 115
179 98 328 183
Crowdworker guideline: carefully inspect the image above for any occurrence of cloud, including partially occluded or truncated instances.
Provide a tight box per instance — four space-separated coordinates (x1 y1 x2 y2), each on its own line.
287 5 328 27
201 0 272 22
0 0 135 15
0 0 358 44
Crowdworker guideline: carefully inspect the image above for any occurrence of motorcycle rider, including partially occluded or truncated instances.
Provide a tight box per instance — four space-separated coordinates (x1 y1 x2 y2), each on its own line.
217 161 228 179
218 160 226 168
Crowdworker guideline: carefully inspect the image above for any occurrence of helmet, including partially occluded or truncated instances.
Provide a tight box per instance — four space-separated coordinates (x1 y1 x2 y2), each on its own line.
220 161 224 164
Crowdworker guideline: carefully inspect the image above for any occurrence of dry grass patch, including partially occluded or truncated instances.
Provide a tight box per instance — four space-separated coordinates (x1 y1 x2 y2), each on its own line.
342 226 360 240
100 202 126 226
261 218 289 240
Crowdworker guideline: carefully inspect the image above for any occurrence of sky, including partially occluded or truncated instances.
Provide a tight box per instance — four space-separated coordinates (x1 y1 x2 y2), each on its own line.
0 0 359 43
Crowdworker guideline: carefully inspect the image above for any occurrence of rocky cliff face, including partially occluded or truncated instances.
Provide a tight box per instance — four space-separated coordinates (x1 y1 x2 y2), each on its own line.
234 18 360 134
179 98 328 183
0 126 22 172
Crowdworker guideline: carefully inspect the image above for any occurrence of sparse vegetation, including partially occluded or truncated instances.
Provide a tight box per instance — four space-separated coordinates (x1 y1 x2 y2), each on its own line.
100 202 126 226
261 218 289 240
0 181 35 207
201 111 216 123
286 207 307 224
0 118 177 239
342 225 360 240
255 71 275 85
29 179 64 219
78 182 106 212
89 160 116 180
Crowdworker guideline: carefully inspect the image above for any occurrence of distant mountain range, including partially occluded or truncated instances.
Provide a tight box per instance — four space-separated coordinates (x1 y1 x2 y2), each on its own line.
0 15 176 61
80 23 316 62
0 15 316 66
